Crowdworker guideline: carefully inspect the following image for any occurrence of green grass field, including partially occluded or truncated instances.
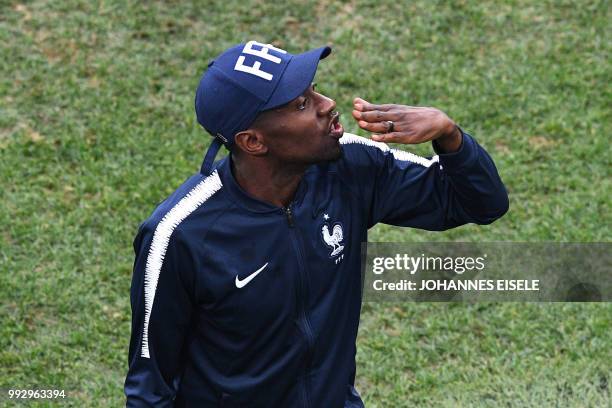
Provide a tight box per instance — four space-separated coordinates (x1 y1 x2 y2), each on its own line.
1 0 610 406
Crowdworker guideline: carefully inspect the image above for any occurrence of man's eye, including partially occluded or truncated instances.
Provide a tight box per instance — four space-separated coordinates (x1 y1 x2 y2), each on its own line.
298 98 308 110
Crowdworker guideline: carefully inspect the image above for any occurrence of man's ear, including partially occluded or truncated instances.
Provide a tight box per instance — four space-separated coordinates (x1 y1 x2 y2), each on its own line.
234 129 268 156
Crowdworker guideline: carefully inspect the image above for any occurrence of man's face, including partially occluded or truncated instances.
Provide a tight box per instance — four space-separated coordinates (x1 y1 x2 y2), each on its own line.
250 83 344 165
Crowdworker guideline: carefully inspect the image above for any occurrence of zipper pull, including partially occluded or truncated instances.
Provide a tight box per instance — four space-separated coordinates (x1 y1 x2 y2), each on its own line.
284 206 295 228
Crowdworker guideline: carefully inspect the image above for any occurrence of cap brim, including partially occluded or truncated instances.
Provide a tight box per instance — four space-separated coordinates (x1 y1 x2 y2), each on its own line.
262 46 331 110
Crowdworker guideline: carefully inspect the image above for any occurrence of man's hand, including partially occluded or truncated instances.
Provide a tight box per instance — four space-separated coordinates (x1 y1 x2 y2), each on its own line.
351 97 462 153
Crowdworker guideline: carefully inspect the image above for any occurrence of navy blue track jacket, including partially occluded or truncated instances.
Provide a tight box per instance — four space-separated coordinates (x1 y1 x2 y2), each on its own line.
125 131 509 407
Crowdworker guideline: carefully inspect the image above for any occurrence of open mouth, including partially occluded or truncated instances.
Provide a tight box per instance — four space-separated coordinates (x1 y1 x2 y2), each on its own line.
328 112 344 139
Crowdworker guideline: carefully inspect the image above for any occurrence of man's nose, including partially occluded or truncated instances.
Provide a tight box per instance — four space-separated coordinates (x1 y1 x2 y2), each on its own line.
317 93 336 116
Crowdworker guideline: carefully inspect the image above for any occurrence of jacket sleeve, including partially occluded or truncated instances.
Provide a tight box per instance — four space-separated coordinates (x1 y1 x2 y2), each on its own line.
340 129 509 230
124 224 195 407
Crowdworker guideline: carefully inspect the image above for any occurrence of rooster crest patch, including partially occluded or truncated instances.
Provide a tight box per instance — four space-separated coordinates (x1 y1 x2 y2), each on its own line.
321 214 345 258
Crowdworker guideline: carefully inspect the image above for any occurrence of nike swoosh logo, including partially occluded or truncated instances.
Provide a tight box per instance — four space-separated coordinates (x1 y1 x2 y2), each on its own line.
235 263 269 289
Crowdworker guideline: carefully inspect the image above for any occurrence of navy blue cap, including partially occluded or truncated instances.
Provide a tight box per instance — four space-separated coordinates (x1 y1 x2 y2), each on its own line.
195 41 331 174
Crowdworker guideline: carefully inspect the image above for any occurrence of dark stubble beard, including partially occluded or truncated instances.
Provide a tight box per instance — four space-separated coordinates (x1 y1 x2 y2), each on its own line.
307 143 343 165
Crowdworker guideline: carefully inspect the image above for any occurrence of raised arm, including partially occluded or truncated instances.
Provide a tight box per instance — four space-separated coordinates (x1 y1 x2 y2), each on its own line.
343 97 508 230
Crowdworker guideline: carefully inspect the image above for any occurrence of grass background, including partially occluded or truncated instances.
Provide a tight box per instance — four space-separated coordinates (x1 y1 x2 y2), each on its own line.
1 0 610 406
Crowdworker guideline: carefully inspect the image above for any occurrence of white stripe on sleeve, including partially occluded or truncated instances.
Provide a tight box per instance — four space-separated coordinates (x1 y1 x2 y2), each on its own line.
340 133 439 167
141 170 223 358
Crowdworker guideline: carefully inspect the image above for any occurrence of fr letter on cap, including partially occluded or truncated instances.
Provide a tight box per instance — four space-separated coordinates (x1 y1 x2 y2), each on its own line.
234 41 287 81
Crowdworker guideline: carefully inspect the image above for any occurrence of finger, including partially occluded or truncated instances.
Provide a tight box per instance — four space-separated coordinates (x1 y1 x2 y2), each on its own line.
356 120 393 133
353 97 393 112
371 132 405 143
355 110 394 122
352 97 368 111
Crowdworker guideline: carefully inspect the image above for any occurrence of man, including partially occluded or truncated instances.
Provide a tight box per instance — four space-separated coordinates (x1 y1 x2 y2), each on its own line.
125 40 508 407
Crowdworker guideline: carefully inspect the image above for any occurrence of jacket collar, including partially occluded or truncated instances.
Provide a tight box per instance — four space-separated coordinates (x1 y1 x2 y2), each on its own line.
214 154 309 214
